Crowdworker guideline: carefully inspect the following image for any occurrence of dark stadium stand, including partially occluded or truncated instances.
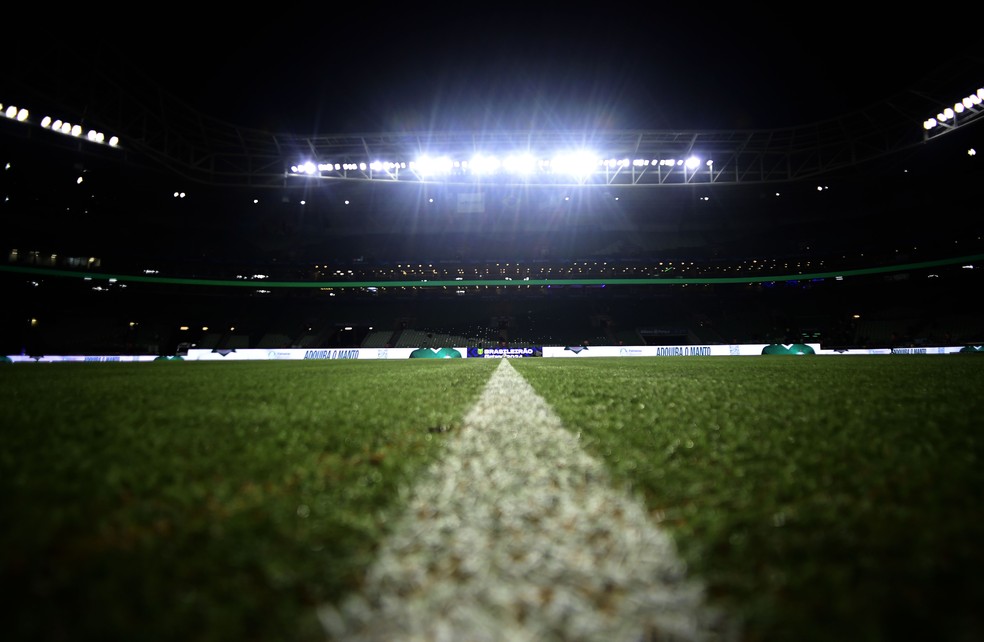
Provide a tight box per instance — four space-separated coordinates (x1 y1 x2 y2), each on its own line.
3 244 981 357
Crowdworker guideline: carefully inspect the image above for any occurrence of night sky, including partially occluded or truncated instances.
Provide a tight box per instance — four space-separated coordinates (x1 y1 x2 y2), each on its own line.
11 10 975 135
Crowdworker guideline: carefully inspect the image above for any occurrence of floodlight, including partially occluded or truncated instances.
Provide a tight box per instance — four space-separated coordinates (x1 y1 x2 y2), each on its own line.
469 154 501 175
549 150 598 177
412 155 453 176
503 153 536 174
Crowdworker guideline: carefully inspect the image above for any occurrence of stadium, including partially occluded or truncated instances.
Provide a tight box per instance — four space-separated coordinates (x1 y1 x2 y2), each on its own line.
2 20 983 642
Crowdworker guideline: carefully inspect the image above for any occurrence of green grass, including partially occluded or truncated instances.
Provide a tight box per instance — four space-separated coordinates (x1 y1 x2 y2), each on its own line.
3 355 983 642
0 359 497 642
512 355 984 642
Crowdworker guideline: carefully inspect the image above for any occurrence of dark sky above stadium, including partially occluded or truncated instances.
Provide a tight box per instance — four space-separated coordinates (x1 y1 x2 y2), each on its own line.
27 9 974 136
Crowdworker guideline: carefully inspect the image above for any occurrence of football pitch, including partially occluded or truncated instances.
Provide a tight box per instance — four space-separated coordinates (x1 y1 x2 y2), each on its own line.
1 355 982 642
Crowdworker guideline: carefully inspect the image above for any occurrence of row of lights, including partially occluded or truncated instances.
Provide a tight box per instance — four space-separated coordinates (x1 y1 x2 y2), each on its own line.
923 86 984 130
1 100 121 147
291 153 711 179
5 100 711 181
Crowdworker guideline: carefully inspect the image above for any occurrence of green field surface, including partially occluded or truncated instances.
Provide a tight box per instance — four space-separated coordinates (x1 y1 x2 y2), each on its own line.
513 355 984 642
2 355 983 642
0 359 497 642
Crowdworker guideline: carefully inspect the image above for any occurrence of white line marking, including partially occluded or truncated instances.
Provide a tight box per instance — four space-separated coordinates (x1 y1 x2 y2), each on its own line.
319 358 731 641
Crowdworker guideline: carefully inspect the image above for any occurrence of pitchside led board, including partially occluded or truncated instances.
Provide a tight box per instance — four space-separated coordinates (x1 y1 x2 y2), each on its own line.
4 344 978 363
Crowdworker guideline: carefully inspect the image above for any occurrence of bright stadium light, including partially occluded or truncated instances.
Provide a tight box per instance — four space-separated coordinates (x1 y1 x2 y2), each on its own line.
923 85 984 132
287 147 715 185
0 98 122 147
468 154 501 175
4 104 29 121
412 155 454 177
502 153 536 175
548 150 599 178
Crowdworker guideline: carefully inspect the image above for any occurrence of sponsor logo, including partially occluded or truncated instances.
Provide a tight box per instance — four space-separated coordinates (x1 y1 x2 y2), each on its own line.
410 348 463 359
761 343 816 355
654 346 712 356
618 348 644 356
303 349 360 359
468 347 539 358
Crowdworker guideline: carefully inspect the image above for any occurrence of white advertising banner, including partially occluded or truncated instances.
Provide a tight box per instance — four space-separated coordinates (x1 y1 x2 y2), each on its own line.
541 344 818 358
4 345 974 363
815 346 967 355
184 347 469 361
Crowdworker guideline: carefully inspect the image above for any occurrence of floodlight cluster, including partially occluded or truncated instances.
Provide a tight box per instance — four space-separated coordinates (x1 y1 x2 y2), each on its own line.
289 152 711 181
1 99 120 147
923 86 984 130
2 103 30 122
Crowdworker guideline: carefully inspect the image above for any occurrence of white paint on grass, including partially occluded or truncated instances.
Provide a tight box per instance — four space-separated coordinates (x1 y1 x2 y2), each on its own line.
318 358 731 641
